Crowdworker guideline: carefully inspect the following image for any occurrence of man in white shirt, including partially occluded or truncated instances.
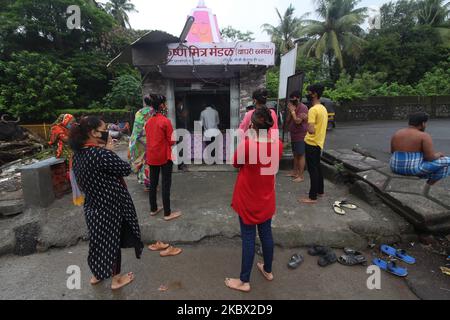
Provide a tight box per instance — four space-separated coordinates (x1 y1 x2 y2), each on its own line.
200 105 221 159
200 105 220 138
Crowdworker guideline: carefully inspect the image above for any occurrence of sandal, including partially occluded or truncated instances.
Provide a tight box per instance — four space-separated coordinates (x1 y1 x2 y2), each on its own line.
381 245 416 265
338 254 367 266
318 251 337 267
308 245 329 256
160 246 183 257
288 254 304 269
372 258 408 277
333 204 346 215
148 241 170 251
335 200 357 210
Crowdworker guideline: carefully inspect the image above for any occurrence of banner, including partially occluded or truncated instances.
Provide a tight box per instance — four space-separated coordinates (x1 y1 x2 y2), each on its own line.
167 42 275 66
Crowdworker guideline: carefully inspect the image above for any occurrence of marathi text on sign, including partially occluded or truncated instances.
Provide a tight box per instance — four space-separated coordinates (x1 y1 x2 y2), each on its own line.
166 42 275 66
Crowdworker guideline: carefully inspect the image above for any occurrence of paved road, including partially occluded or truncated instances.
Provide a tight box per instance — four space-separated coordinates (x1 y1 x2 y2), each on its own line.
326 119 450 162
0 241 419 300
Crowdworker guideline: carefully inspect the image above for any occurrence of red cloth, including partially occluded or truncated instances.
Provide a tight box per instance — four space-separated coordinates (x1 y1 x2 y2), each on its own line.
145 114 175 166
231 137 283 225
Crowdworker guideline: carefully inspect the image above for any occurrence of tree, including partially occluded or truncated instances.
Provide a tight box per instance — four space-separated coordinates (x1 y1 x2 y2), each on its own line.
299 0 368 75
262 4 304 64
220 26 255 42
0 0 115 57
104 0 137 29
104 73 141 110
417 0 449 26
362 26 448 84
0 51 77 121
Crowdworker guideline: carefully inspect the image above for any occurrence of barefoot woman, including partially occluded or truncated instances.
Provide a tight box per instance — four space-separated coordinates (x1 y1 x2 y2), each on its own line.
69 116 144 290
226 107 283 292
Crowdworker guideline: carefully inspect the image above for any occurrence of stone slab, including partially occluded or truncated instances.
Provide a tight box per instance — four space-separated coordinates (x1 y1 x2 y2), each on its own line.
376 166 421 180
357 170 389 191
428 185 450 209
386 192 450 225
342 160 373 172
385 178 428 195
363 157 386 169
338 154 365 161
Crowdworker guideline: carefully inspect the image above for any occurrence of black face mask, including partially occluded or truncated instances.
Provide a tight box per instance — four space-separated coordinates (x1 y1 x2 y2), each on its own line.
306 94 313 102
290 99 299 106
99 130 109 143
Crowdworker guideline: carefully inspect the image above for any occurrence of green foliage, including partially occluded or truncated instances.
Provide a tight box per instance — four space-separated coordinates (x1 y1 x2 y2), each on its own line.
299 0 368 71
104 73 141 109
361 25 448 84
221 26 255 42
104 0 137 29
415 58 450 95
0 0 115 57
266 68 280 98
0 51 77 121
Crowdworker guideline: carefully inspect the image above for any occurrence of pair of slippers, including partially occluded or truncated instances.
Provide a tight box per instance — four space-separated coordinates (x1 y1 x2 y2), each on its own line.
308 246 337 267
372 245 416 277
333 200 358 215
338 248 367 266
148 241 183 257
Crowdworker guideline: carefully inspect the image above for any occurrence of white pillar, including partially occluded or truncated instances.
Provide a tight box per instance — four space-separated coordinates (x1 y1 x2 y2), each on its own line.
230 78 240 129
166 79 176 127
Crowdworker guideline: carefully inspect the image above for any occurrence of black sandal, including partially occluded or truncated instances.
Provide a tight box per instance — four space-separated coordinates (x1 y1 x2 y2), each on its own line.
308 245 329 256
288 254 304 269
338 254 367 266
318 251 337 267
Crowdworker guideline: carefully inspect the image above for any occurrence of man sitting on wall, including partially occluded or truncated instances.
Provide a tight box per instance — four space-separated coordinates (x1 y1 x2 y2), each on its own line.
390 112 450 185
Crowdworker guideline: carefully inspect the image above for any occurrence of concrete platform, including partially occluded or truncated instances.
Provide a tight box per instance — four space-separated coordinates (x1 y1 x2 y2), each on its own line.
323 149 450 234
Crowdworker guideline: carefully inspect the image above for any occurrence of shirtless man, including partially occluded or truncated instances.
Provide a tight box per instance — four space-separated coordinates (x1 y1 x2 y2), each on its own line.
390 112 449 185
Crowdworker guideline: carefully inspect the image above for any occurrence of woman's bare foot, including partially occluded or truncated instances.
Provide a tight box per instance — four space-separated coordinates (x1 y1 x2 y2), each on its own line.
90 276 102 285
150 207 163 216
292 176 304 183
285 171 297 177
299 198 318 204
224 278 251 292
257 262 274 281
111 272 135 290
164 211 182 221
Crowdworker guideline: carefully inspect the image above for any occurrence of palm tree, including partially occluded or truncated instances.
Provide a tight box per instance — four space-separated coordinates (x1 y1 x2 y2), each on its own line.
105 0 138 29
417 0 449 26
299 0 368 70
262 4 305 57
417 0 450 45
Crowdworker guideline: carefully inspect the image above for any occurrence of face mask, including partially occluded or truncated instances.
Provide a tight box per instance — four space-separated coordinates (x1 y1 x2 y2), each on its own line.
306 94 313 102
290 99 299 106
98 130 109 143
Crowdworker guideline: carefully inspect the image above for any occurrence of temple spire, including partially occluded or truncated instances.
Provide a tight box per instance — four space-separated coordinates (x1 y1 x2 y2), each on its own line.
198 0 206 8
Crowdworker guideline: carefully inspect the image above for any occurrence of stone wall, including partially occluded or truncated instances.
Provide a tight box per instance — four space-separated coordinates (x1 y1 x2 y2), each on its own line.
239 68 267 119
142 75 168 98
337 96 450 122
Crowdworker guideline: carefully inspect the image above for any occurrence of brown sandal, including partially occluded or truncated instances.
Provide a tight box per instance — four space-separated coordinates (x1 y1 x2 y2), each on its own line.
160 246 183 257
148 241 170 251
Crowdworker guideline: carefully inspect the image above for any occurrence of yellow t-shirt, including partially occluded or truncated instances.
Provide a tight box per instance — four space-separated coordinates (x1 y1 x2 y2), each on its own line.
304 104 328 149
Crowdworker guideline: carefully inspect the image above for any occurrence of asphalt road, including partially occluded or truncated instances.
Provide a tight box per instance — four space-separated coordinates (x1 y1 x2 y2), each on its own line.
325 119 450 162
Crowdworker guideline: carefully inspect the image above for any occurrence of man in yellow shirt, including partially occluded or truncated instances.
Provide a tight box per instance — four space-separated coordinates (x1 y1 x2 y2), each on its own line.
300 84 328 204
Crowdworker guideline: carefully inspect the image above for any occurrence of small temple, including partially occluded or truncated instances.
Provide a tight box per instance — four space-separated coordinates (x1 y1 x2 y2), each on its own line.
109 0 276 162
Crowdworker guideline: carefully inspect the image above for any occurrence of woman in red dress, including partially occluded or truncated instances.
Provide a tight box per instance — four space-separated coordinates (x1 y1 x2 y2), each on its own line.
226 106 283 292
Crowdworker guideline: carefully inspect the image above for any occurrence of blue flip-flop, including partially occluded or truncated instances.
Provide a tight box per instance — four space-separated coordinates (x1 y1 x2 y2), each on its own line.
372 258 408 277
381 245 416 265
